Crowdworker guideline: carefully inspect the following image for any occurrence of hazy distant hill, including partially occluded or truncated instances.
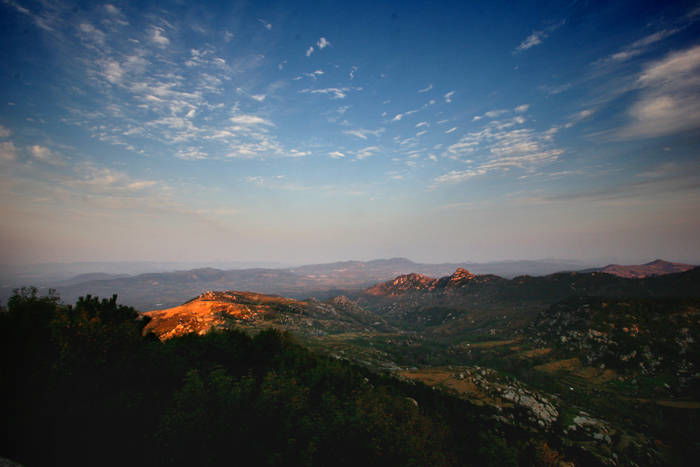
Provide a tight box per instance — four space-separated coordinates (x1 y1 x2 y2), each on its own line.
1 257 592 310
579 259 696 278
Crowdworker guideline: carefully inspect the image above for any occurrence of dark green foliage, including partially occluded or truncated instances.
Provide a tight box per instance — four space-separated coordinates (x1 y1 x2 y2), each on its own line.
1 289 523 467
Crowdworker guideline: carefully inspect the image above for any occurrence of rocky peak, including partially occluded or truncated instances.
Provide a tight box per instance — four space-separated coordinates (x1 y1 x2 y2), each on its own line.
365 272 438 296
447 268 476 284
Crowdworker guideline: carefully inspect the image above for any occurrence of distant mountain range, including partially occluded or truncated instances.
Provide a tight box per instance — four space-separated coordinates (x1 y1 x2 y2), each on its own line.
579 259 696 278
1 257 695 311
363 265 700 303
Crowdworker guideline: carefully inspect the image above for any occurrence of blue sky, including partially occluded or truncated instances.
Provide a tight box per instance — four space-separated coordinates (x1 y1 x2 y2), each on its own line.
1 0 699 265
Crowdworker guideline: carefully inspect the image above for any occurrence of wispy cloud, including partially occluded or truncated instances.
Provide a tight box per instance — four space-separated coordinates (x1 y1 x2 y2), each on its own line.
418 84 433 93
515 30 546 52
0 141 17 162
230 114 274 126
600 29 681 64
391 109 419 122
343 128 384 140
434 111 564 186
28 145 62 165
149 26 170 46
176 148 208 160
616 45 700 139
288 149 310 158
258 19 272 30
328 151 345 159
355 146 380 160
294 69 325 80
300 87 361 99
444 90 455 103
514 21 563 53
306 37 331 57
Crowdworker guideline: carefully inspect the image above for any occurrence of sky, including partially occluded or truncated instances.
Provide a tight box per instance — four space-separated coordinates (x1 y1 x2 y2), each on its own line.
1 0 699 266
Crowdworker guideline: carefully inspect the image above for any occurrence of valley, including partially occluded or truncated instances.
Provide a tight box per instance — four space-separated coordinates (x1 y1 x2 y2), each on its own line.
137 265 700 466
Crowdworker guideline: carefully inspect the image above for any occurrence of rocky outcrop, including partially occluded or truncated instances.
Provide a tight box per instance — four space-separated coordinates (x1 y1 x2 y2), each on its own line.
365 273 438 296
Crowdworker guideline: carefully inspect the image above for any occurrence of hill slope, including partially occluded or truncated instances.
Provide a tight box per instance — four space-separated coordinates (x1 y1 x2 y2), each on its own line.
144 290 388 340
581 259 696 278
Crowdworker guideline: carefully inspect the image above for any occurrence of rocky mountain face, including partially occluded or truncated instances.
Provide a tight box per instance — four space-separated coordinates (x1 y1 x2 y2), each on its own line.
357 267 700 337
144 290 389 340
365 267 700 301
581 259 696 278
366 268 505 296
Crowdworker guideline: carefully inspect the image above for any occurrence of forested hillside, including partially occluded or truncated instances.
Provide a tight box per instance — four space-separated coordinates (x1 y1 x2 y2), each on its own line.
0 288 570 467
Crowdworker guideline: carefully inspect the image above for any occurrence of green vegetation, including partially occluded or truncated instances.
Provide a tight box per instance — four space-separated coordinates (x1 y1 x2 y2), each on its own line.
1 287 545 467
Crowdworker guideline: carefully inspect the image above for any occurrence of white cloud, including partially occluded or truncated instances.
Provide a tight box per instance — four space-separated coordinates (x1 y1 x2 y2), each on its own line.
0 125 11 138
99 60 125 84
349 66 358 79
617 45 700 139
434 169 486 184
288 149 310 157
258 19 272 30
329 151 345 159
515 30 546 52
230 114 274 126
71 165 158 193
150 26 170 46
514 104 530 113
434 114 564 185
485 109 508 118
78 22 106 45
246 175 265 185
514 22 563 53
391 109 420 122
317 37 330 49
605 29 680 63
418 84 433 93
251 94 266 102
104 4 121 15
415 121 429 128
0 141 17 161
300 87 360 99
296 70 324 80
28 145 62 165
356 146 380 159
176 148 208 160
444 91 455 103
343 128 384 140
445 127 457 134
306 46 315 57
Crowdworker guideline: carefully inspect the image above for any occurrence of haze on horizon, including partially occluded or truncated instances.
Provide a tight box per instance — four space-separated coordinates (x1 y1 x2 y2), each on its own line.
1 0 699 267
